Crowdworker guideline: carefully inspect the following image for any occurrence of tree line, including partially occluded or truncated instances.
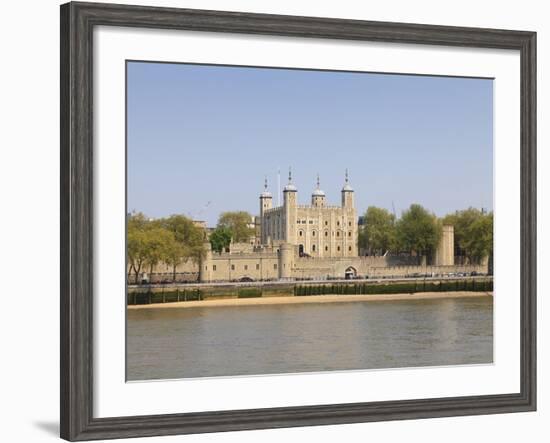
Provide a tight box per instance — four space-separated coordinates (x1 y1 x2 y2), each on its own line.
358 204 493 263
127 211 255 283
127 213 205 283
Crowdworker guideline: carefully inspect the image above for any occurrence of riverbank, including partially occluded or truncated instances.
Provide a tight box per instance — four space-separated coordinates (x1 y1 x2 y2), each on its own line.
127 291 492 310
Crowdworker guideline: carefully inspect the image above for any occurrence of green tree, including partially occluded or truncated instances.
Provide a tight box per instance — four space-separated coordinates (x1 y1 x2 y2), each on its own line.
159 215 206 281
209 226 232 253
217 211 254 243
465 213 493 261
396 204 442 256
359 206 396 255
144 226 175 275
127 212 150 283
127 214 179 283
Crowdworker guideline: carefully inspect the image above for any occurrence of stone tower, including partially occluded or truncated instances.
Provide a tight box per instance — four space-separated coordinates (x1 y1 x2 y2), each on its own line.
283 168 297 245
341 169 354 208
278 243 294 279
341 169 357 256
259 177 272 244
311 174 326 208
434 224 454 266
199 241 213 283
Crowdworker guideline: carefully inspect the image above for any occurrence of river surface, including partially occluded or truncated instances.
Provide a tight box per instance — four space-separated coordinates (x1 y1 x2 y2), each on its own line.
127 296 493 381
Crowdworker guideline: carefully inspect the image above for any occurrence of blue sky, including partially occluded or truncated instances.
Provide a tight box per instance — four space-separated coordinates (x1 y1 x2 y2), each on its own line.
127 61 493 227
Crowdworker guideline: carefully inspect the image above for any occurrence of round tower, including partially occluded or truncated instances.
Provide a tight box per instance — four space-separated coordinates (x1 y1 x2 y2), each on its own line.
199 241 213 283
278 243 294 279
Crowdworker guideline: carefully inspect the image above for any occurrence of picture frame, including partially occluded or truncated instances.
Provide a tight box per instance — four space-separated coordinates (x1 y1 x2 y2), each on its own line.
60 1 536 441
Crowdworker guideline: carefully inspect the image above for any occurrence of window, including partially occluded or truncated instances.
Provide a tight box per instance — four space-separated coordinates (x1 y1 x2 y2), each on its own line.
244 265 248 271
349 221 352 227
337 246 341 252
312 231 316 237
337 221 340 226
337 231 340 237
348 231 352 237
256 264 260 270
231 264 235 271
325 231 328 237
274 264 278 270
325 221 328 226
213 265 216 271
325 246 328 251
309 220 313 224
312 245 316 252
299 230 303 237
349 246 352 251
205 266 207 271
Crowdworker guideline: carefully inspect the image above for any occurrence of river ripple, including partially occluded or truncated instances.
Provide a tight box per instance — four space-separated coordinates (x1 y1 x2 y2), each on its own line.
127 296 493 381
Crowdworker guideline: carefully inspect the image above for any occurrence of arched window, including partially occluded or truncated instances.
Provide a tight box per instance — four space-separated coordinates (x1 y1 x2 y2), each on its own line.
325 246 328 251
312 245 316 252
312 231 316 237
348 231 352 237
337 246 341 252
299 230 303 237
348 246 352 251
324 231 328 237
337 231 340 237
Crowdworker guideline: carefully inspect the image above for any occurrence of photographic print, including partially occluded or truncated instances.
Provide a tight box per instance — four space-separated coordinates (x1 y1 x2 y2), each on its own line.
125 61 494 381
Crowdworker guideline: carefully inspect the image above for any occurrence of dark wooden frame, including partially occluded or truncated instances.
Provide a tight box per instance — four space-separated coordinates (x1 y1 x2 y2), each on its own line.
60 1 536 440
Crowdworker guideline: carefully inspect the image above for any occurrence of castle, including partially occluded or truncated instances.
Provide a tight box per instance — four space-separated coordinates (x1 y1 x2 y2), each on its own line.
131 171 489 284
257 170 357 257
195 171 487 284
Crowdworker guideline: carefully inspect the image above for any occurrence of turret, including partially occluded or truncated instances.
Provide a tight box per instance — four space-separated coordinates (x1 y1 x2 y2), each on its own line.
341 169 354 208
259 177 272 244
283 167 297 245
311 174 326 208
283 167 297 207
259 176 273 213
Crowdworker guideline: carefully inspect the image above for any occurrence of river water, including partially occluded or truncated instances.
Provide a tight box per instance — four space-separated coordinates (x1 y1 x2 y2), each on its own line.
127 296 493 381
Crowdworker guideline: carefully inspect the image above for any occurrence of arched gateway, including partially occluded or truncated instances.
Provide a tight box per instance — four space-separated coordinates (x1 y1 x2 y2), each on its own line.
344 266 357 280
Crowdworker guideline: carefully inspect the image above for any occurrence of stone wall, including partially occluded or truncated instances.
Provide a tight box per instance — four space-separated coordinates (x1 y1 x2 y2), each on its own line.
201 252 280 282
291 254 487 280
128 243 489 284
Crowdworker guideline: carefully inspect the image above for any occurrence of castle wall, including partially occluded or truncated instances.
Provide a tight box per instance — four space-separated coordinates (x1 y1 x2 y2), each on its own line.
291 255 420 279
129 250 488 284
200 251 280 282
